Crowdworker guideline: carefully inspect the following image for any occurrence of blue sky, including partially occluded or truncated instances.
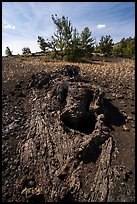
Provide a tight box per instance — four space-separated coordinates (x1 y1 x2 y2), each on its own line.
2 2 135 55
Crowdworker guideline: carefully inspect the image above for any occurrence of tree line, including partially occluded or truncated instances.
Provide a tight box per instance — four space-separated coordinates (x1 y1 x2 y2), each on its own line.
5 14 135 60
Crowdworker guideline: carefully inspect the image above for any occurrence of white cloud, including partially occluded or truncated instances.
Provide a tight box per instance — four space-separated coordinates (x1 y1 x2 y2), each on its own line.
3 24 15 29
97 24 106 29
3 21 15 30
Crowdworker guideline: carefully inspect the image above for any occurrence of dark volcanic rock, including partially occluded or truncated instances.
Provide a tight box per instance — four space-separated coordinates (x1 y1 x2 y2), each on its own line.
61 65 80 78
60 87 96 134
56 82 68 104
2 64 134 202
28 72 51 89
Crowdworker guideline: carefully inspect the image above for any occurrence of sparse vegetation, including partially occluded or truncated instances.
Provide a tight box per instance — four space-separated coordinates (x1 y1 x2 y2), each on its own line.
5 47 13 56
4 15 135 61
22 47 31 55
2 3 135 201
112 37 135 59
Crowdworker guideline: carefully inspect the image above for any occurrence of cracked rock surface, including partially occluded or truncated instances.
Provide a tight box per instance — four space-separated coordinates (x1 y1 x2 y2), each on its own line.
2 57 135 202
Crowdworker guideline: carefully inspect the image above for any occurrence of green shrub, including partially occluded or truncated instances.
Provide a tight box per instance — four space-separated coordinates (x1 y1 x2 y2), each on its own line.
112 37 135 59
22 47 31 55
49 51 56 59
62 48 84 62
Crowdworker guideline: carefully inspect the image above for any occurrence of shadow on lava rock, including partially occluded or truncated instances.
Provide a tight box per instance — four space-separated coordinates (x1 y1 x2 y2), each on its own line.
103 99 126 128
28 194 45 202
79 144 102 164
58 192 76 203
60 111 96 135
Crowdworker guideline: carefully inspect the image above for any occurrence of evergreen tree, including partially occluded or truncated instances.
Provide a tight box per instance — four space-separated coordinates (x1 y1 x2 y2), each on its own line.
37 36 47 52
99 35 114 57
22 47 31 55
5 47 12 56
80 27 95 57
51 14 73 57
37 15 95 61
112 37 135 59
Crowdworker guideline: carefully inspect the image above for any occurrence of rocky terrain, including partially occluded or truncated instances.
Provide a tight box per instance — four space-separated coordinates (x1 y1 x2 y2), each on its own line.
2 56 135 202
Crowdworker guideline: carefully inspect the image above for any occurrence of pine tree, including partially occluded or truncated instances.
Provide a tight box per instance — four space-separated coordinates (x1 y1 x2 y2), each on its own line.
37 15 95 61
51 14 73 56
22 47 31 55
5 47 12 56
37 36 47 52
80 27 95 57
99 35 114 57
